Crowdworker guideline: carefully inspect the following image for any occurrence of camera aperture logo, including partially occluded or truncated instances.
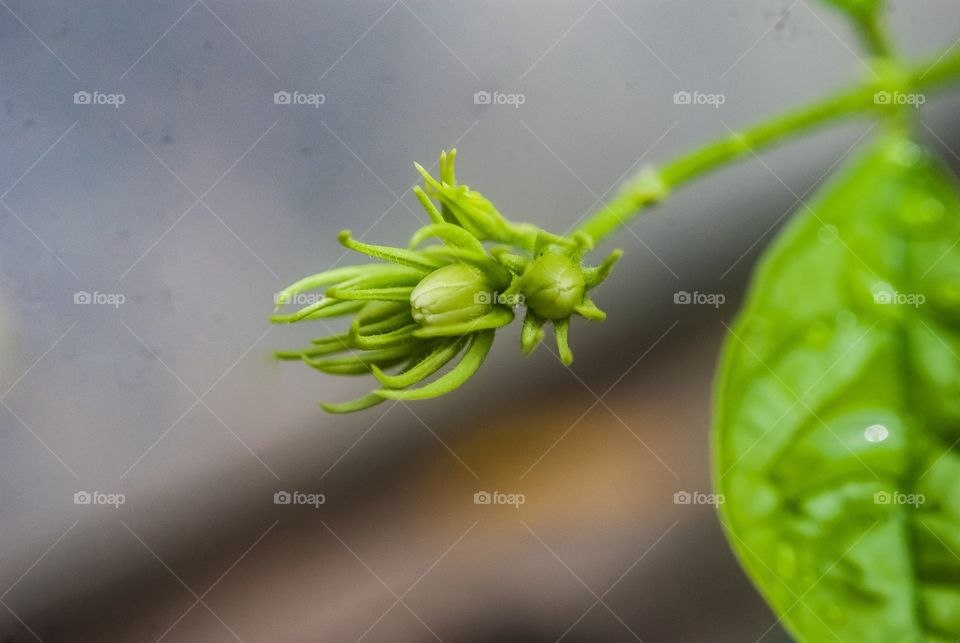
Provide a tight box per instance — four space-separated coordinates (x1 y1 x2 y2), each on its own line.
473 90 525 109
674 290 725 308
874 491 924 507
274 490 325 508
673 490 724 506
473 490 525 508
274 90 326 108
74 90 125 108
74 490 125 508
673 90 725 108
74 290 125 308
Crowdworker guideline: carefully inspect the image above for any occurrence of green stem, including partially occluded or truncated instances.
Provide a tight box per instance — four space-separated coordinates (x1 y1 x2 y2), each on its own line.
576 48 960 245
856 14 894 58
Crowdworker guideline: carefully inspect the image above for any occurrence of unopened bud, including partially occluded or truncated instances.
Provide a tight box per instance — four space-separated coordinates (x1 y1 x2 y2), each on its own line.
521 253 586 320
410 263 494 326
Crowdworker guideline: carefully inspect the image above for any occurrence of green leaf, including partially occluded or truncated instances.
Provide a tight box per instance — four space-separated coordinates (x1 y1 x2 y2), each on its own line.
714 138 960 642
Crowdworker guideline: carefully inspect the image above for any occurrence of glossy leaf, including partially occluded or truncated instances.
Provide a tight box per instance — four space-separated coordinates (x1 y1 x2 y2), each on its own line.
714 138 960 642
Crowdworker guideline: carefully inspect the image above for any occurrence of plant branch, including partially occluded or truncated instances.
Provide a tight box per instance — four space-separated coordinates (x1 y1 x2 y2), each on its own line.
576 47 960 245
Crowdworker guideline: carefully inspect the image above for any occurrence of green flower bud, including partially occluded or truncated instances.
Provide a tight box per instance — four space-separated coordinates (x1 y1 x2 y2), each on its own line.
521 253 586 320
410 263 494 326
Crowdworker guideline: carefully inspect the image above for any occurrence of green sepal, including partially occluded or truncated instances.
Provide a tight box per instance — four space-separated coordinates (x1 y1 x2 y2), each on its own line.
350 323 420 350
376 329 494 400
334 265 426 291
274 266 369 309
304 345 417 375
324 286 415 302
520 311 546 355
413 185 445 225
351 310 412 336
320 393 387 414
489 248 529 274
574 297 606 321
415 164 509 240
583 249 623 289
409 223 486 253
372 339 464 389
418 245 513 288
276 341 353 360
338 231 443 271
555 318 573 366
353 301 408 326
270 299 364 323
412 307 514 338
310 332 352 346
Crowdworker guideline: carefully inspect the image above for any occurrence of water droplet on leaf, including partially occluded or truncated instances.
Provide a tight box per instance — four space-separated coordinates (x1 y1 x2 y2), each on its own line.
864 424 889 443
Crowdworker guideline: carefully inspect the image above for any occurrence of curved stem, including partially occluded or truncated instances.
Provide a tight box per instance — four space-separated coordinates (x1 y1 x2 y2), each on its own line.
576 48 960 245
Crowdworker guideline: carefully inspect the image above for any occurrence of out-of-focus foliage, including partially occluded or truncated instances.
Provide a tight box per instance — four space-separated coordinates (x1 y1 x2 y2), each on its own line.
715 136 960 641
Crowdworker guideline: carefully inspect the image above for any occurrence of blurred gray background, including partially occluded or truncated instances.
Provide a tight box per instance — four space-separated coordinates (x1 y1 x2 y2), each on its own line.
1 1 958 641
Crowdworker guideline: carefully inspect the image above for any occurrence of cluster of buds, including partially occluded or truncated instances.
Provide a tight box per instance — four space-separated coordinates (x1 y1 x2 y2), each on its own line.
273 150 621 412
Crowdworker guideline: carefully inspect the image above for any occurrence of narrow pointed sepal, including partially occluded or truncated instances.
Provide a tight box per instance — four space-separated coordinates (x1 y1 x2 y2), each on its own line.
338 230 444 271
521 311 545 356
412 307 514 338
375 330 494 400
574 297 606 321
555 318 573 366
372 339 464 389
412 185 444 224
270 299 365 323
274 266 369 309
320 393 386 414
583 249 623 289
